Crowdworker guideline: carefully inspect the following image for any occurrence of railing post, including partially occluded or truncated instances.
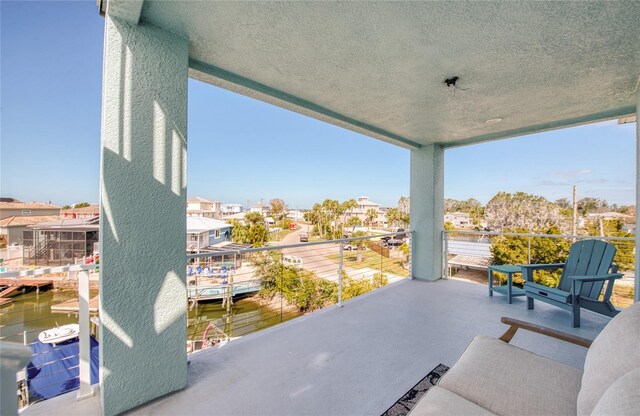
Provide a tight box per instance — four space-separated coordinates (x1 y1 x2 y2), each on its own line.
442 231 449 279
0 342 31 416
280 259 284 322
338 244 343 307
527 236 532 264
77 270 94 400
409 231 415 279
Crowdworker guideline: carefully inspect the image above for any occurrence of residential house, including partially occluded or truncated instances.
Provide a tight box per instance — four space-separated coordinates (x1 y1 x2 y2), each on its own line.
187 196 221 219
444 212 472 228
220 203 244 217
0 215 61 246
225 211 247 223
287 210 305 221
346 196 383 226
22 217 99 266
0 200 61 221
186 217 232 253
61 204 100 220
249 202 269 216
586 212 634 222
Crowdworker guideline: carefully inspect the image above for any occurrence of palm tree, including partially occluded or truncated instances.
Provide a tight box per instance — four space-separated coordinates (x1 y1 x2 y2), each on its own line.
340 199 357 228
365 208 378 230
310 203 323 237
346 216 362 233
322 199 341 238
386 208 400 229
351 231 367 263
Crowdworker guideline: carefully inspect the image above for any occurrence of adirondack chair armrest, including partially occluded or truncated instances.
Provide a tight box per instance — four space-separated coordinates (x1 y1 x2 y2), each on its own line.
520 263 565 281
519 263 565 270
570 273 623 304
499 317 592 348
568 273 623 283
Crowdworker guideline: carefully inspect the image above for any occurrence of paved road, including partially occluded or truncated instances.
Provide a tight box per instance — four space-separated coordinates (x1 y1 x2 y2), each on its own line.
280 225 343 281
278 225 406 284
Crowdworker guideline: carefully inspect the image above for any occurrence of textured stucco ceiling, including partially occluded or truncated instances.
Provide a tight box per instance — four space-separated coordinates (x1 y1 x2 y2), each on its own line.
138 1 640 149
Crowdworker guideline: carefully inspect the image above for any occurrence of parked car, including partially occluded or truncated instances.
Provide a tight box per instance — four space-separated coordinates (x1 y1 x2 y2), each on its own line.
342 243 356 251
282 255 303 269
387 238 404 247
299 232 309 242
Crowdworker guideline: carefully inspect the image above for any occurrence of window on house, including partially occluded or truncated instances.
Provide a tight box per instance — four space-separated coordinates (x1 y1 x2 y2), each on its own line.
214 229 220 238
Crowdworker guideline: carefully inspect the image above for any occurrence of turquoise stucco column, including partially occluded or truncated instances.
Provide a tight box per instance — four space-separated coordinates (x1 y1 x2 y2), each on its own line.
410 144 445 281
633 89 640 302
99 15 188 415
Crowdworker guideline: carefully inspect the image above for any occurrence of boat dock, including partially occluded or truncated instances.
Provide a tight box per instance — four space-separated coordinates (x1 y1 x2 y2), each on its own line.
0 278 53 299
188 281 262 302
51 296 100 313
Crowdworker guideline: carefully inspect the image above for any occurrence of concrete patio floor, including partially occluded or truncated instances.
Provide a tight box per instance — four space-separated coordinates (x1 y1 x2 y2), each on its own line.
25 278 610 416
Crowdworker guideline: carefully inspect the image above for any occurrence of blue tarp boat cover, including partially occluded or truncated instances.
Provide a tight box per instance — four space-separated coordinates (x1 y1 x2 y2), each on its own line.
26 336 99 400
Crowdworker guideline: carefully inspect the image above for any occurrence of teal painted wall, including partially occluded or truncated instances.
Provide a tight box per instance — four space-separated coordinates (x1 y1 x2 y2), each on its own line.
99 15 188 415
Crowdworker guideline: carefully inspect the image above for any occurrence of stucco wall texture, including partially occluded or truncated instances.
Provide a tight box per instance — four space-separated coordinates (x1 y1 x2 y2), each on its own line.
99 15 188 416
410 145 444 281
636 94 639 302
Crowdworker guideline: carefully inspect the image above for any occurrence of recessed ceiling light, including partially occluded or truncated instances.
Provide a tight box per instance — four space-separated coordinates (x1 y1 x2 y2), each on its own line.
485 118 503 124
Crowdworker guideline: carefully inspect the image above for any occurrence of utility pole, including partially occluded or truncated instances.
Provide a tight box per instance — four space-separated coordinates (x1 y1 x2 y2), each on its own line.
572 185 578 241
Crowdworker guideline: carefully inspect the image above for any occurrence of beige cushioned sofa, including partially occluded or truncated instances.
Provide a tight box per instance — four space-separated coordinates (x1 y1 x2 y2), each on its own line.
411 302 640 415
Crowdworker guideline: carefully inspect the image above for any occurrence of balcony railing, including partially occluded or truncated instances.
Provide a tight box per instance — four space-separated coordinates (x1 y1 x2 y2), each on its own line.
186 231 412 352
443 230 636 307
0 264 98 410
1 231 411 410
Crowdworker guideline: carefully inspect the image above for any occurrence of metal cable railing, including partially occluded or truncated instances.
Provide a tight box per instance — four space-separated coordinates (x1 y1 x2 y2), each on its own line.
0 264 97 409
1 232 413 407
186 231 412 352
443 230 635 307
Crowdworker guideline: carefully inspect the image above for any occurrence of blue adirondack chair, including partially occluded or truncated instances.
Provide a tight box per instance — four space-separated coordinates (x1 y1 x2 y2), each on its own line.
522 239 623 327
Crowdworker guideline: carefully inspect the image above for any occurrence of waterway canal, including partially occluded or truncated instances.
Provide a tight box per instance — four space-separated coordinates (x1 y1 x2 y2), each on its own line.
0 289 301 345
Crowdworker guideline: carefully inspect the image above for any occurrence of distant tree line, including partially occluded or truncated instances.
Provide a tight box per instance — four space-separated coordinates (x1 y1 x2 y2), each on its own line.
448 192 635 276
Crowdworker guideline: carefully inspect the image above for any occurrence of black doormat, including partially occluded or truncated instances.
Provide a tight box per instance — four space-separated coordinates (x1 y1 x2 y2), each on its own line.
381 363 450 416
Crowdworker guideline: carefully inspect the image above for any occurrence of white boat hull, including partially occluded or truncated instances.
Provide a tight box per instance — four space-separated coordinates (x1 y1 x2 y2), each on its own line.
38 324 80 345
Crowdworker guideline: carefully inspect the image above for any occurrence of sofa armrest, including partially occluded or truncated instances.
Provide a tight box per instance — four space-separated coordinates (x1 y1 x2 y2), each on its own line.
499 317 592 348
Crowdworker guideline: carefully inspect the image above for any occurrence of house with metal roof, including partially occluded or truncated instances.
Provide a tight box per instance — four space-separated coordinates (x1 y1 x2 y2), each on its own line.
22 218 99 266
187 196 221 219
186 216 231 253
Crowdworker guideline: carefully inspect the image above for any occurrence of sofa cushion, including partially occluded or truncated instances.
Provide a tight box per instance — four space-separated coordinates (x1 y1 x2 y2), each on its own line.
409 386 495 416
578 302 640 416
439 336 582 416
590 368 640 416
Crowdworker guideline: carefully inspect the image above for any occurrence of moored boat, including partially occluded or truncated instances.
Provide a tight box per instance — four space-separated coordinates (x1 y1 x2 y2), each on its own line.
37 324 79 345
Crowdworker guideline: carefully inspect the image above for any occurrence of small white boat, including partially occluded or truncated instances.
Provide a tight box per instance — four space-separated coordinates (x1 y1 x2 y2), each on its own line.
38 324 79 345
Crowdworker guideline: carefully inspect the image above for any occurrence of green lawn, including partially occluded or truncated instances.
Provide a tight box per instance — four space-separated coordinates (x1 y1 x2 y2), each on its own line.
327 250 409 277
269 228 296 242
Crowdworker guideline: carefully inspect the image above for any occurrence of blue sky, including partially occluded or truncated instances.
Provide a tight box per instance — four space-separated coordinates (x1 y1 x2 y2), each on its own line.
1 1 636 209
